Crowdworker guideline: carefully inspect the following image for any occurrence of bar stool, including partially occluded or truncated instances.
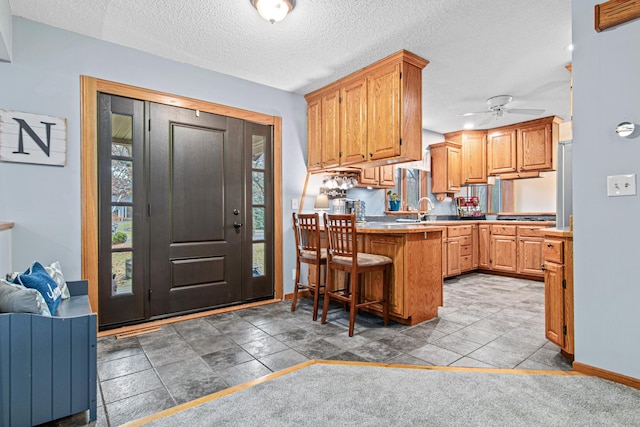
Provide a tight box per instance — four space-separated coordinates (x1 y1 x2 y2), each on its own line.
321 213 392 336
291 212 327 321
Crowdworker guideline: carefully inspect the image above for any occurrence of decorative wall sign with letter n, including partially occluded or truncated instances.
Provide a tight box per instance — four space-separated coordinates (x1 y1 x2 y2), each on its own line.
0 110 67 166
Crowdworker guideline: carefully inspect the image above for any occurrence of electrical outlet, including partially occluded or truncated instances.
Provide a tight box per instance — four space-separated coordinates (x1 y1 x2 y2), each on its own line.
291 268 296 281
291 198 299 209
607 174 637 197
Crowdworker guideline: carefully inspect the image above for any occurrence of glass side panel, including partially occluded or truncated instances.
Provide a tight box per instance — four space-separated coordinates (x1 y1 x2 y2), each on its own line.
252 171 265 204
252 242 265 277
252 135 265 169
111 114 133 145
253 207 265 241
112 252 133 295
112 159 133 203
112 142 133 158
112 206 133 249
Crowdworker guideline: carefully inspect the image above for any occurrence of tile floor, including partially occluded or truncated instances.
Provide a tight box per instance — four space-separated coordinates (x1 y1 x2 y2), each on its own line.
48 272 572 426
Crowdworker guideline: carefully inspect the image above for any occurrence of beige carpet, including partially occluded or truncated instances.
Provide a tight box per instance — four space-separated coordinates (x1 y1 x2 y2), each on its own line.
124 360 640 427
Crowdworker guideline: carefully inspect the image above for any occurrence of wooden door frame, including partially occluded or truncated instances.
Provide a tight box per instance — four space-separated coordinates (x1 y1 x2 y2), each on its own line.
80 76 283 314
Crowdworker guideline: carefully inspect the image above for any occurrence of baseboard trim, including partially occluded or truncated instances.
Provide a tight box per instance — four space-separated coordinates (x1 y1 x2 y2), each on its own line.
283 290 311 300
573 361 640 390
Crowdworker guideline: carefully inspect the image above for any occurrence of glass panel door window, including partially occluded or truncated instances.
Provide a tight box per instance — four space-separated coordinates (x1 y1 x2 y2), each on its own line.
252 135 266 277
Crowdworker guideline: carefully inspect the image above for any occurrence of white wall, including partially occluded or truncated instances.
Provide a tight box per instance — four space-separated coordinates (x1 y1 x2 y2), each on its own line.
0 18 308 295
513 171 556 212
0 0 10 61
573 1 640 378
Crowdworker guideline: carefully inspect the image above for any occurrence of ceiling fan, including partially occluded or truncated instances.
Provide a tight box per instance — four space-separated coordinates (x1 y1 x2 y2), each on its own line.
459 95 545 127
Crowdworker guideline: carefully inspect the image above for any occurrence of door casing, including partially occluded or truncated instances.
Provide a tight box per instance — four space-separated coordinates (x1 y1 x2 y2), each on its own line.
80 76 283 317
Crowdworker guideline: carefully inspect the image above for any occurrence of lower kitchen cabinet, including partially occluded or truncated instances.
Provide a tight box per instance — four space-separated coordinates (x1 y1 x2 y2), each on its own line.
444 224 473 278
490 225 517 273
517 225 545 277
478 224 491 269
542 230 574 358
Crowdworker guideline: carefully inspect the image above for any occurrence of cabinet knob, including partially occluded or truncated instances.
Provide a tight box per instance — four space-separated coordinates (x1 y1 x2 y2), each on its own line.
361 154 365 159
541 264 546 271
547 243 553 247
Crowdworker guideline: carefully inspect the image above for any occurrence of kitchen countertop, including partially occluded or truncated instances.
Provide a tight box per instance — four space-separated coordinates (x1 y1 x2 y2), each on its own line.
0 222 14 231
356 219 556 233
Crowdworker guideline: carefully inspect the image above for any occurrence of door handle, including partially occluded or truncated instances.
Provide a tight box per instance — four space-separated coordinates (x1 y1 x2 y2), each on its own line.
233 222 243 229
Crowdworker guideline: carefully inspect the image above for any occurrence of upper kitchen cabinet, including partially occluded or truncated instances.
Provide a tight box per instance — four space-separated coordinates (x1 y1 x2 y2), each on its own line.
487 116 562 177
444 130 488 184
305 50 428 172
357 165 395 188
430 141 461 200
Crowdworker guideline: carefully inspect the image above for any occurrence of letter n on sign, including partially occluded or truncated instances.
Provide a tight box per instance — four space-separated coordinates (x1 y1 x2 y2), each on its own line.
0 110 67 166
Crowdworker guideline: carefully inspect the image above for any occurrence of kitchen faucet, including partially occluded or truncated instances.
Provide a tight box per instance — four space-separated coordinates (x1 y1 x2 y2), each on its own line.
416 197 435 221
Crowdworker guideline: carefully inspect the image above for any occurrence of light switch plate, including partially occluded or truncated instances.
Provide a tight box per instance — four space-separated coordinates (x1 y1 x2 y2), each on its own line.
607 174 637 196
291 198 299 209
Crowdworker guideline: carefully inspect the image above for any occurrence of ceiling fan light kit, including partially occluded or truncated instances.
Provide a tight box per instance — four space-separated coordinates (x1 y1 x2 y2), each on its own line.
251 0 296 23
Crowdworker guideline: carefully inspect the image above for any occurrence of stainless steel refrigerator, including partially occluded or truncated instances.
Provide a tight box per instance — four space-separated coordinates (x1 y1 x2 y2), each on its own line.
556 138 573 228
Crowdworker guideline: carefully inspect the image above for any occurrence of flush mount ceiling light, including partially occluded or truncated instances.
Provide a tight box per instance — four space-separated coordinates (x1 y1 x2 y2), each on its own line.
250 0 296 23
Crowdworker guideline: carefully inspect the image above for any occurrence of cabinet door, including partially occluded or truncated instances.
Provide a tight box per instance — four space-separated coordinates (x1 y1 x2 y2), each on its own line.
490 235 517 272
446 238 461 277
447 145 462 192
379 165 396 187
321 90 341 168
307 98 322 171
341 79 368 165
487 129 517 174
544 261 565 348
462 132 487 184
367 62 401 161
358 167 379 186
479 225 490 269
518 122 552 171
518 237 544 277
364 234 404 317
471 224 479 269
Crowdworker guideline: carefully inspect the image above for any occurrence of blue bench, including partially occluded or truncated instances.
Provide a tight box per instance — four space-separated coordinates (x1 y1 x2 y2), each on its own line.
0 280 97 426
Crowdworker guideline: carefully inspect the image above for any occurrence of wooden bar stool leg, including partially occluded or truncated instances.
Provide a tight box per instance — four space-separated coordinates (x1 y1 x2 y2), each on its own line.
383 266 390 327
291 259 301 312
312 263 322 321
321 266 332 325
348 270 358 337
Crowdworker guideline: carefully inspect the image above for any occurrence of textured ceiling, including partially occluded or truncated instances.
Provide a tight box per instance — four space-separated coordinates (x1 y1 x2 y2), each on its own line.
8 0 572 134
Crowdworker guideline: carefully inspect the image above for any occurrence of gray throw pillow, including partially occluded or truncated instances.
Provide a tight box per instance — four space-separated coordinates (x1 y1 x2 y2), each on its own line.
0 279 52 316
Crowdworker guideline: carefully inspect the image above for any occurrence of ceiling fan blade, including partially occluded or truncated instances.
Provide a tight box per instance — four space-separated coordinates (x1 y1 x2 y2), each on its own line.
476 115 495 127
457 111 491 117
506 108 545 115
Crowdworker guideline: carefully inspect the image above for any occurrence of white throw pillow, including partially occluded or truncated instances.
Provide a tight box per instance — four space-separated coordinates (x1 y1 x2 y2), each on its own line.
45 261 71 300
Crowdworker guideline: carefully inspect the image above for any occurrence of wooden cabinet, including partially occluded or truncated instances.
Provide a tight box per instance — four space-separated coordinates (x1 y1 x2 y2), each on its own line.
488 116 561 176
444 225 473 278
430 141 461 200
444 130 488 185
541 232 573 358
517 226 545 277
320 89 341 169
357 165 395 188
487 128 517 175
490 225 517 273
363 230 443 324
305 50 428 171
306 98 322 171
340 78 368 166
478 224 491 269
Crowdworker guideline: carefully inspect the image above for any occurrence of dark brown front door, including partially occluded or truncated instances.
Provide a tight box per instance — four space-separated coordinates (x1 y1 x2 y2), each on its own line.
148 103 244 316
